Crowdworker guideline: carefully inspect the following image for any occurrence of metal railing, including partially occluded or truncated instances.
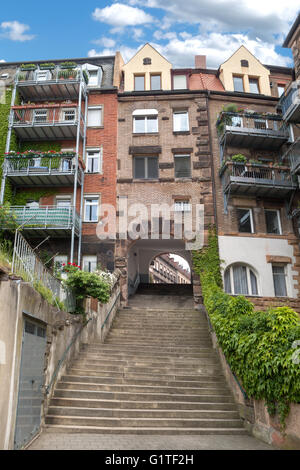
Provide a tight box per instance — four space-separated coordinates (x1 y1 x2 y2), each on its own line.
5 154 76 175
17 67 82 84
12 230 75 311
11 106 83 127
8 206 81 234
221 162 294 190
278 83 299 117
218 111 288 137
281 139 300 174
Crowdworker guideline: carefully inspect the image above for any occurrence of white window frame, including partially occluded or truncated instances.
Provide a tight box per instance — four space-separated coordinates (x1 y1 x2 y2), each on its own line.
272 264 288 297
87 69 100 87
84 196 99 223
87 106 103 127
237 208 254 234
173 110 189 132
62 108 76 122
224 264 259 296
173 74 187 90
56 196 72 208
82 255 97 273
174 200 191 212
133 110 158 134
233 75 244 92
249 77 260 94
85 148 102 174
265 209 282 235
33 109 48 123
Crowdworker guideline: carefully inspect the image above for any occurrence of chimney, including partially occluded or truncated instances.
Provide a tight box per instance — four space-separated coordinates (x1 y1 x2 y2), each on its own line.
195 55 206 69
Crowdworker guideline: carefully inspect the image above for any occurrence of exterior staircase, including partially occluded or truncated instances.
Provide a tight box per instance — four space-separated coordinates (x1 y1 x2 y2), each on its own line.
45 291 247 435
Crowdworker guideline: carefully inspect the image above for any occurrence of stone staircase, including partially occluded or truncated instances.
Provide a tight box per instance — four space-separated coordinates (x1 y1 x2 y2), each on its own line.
45 293 247 435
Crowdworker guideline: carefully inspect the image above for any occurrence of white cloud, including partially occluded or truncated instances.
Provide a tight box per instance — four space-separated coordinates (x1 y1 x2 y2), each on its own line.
0 21 35 41
132 28 144 41
92 37 116 48
151 32 293 68
92 3 154 27
88 45 141 63
0 59 6 63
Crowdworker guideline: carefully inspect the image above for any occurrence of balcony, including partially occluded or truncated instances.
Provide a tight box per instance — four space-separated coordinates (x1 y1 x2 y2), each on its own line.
278 83 300 123
217 112 289 150
3 153 84 187
281 140 300 175
11 105 84 141
16 66 86 101
8 205 81 237
220 162 297 199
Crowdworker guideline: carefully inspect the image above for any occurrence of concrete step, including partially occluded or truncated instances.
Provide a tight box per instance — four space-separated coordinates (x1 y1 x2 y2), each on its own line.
61 375 227 387
80 351 217 360
56 381 229 396
74 358 219 369
45 415 244 429
45 425 248 436
85 344 212 353
68 367 224 380
49 397 239 411
47 406 240 420
53 389 234 403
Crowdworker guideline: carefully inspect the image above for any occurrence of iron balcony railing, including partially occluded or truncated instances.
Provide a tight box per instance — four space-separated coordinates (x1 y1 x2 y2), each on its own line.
218 111 288 137
9 205 81 235
11 105 83 127
221 162 296 194
278 82 300 120
281 140 300 175
16 67 83 84
12 230 75 312
3 153 82 184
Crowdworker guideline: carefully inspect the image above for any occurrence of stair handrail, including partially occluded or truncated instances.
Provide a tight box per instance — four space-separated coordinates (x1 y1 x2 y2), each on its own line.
101 292 121 330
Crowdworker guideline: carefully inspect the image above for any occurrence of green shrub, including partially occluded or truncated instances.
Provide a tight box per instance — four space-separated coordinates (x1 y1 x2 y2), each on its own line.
231 154 247 163
193 227 300 428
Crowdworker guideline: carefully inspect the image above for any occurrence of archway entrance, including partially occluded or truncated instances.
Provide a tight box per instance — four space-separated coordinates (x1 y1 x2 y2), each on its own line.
149 253 191 285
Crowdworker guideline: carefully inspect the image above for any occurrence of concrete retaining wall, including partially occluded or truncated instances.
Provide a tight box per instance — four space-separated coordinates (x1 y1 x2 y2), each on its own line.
0 270 121 450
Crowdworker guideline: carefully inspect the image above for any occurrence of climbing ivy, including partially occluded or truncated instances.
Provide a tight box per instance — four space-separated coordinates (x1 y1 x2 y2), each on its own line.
13 189 56 206
192 227 300 429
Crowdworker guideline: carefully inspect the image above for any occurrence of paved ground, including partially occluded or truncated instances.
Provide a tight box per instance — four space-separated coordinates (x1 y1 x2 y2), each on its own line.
27 432 274 450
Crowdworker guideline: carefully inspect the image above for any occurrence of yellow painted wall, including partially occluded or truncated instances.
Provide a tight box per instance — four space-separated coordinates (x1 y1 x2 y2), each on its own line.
123 43 172 92
219 46 271 96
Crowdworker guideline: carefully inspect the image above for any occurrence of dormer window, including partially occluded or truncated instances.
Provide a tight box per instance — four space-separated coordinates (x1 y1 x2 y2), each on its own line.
233 75 244 92
173 74 187 90
82 63 102 88
249 78 260 94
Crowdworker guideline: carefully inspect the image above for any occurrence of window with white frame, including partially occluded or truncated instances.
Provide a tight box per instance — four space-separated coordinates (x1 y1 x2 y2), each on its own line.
237 208 254 233
174 200 191 212
87 69 100 87
87 106 103 127
224 264 258 296
133 109 158 133
173 110 189 132
86 148 102 173
33 109 47 123
272 264 287 297
82 255 97 273
56 196 71 208
62 109 76 122
173 74 187 90
84 196 99 222
265 209 282 235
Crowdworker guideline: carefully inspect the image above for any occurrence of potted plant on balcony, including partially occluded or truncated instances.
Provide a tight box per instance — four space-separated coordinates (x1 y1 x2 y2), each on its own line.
231 154 247 164
20 64 37 71
83 70 89 85
58 69 77 80
39 62 56 70
59 61 77 69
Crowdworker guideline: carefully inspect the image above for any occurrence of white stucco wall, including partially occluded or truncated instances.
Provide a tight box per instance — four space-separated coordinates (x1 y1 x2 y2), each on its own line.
218 236 298 298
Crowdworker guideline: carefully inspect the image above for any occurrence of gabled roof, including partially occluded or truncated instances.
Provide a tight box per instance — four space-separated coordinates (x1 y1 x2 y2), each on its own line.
123 43 172 66
220 45 269 72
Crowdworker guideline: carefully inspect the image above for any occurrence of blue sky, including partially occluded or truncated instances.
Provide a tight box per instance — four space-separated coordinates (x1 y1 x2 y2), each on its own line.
0 1 298 68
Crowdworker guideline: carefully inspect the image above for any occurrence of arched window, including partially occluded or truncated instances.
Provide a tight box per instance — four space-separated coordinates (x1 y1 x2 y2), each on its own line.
224 264 258 296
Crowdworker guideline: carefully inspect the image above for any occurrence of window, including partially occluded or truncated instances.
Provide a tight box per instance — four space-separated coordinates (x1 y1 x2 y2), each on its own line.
173 111 189 132
56 197 71 208
277 84 285 97
174 200 191 212
272 265 287 297
173 74 187 90
134 75 145 91
224 264 258 296
82 255 97 273
174 155 191 178
254 118 267 130
150 74 161 90
84 197 99 222
54 255 68 278
62 109 76 122
143 58 151 65
237 208 254 233
87 107 102 127
133 110 158 133
265 210 282 234
33 110 47 123
88 70 99 87
249 78 260 94
133 156 158 179
241 60 249 67
231 115 243 127
86 149 102 173
233 75 244 92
